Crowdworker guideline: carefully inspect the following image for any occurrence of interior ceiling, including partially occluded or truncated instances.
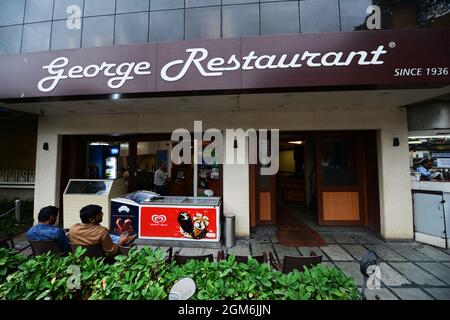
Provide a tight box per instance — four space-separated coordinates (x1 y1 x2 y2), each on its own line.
1 86 449 117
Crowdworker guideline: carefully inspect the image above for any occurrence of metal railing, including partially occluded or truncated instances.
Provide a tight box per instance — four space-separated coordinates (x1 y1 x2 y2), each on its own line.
0 170 35 184
0 199 21 223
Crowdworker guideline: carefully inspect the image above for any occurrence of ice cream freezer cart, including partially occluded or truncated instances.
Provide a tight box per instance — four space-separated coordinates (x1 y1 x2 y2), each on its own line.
110 191 222 242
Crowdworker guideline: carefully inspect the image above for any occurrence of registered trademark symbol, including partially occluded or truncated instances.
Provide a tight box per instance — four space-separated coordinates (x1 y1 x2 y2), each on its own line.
389 41 396 48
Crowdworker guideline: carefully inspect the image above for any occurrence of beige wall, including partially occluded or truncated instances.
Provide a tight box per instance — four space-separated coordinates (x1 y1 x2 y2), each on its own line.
377 128 414 240
34 130 61 217
33 104 413 239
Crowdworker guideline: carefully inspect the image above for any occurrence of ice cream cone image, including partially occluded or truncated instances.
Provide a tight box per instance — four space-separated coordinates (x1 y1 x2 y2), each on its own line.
192 213 209 239
193 228 203 238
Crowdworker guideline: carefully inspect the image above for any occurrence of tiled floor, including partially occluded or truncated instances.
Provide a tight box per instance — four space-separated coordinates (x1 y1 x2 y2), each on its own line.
13 227 450 300
245 227 450 300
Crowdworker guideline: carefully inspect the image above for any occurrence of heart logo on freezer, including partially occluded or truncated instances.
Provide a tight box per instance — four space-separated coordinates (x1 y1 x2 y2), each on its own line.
151 215 167 224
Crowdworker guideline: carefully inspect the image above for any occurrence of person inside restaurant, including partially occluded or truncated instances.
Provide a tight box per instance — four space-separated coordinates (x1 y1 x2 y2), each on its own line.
416 158 433 180
69 204 136 257
154 161 169 195
415 158 443 181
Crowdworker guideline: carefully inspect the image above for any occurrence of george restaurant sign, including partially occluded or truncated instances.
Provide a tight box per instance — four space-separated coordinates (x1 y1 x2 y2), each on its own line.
0 28 449 100
37 45 388 92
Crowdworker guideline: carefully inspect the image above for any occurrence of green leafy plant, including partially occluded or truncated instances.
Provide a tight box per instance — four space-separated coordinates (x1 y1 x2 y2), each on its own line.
0 248 28 283
0 247 109 300
0 247 360 300
89 246 168 300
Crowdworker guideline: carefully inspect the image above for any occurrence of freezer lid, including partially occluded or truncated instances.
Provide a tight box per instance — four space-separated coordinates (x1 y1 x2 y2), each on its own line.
119 190 161 204
179 197 221 205
143 196 222 206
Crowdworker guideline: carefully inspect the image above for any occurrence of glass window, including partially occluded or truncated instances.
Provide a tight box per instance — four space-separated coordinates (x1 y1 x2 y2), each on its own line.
51 19 81 50
320 137 358 186
82 15 114 48
261 1 299 35
84 0 115 17
186 0 220 7
300 0 340 33
222 4 259 38
340 0 373 31
24 0 53 23
21 22 51 53
185 6 221 40
0 0 25 26
150 0 184 11
116 0 149 14
115 12 149 45
0 25 23 55
418 1 449 28
223 0 258 4
376 1 422 30
53 0 84 21
65 180 112 194
149 10 184 42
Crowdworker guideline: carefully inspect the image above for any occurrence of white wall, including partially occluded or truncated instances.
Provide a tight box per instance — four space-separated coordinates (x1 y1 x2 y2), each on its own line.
223 163 249 237
33 125 61 218
377 127 414 239
222 134 250 237
33 104 413 239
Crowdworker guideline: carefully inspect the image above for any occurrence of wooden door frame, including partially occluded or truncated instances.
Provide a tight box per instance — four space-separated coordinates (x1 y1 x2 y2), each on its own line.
256 172 277 225
315 131 366 226
249 165 277 226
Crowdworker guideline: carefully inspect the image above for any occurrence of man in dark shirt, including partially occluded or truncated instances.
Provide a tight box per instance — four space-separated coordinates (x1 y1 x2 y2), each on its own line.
26 206 70 254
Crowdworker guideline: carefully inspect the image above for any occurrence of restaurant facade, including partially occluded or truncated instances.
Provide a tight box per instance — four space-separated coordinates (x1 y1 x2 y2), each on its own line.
0 0 449 242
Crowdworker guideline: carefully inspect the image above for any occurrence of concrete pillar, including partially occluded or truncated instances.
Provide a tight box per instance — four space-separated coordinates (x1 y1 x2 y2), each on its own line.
377 127 414 240
33 125 61 223
222 134 250 238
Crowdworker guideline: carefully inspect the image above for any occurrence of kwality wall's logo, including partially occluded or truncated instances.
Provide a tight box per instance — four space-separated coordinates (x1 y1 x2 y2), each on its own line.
151 214 167 226
37 45 388 93
118 205 130 213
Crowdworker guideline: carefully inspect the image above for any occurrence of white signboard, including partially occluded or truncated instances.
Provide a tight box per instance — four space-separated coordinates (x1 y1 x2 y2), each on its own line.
436 158 450 168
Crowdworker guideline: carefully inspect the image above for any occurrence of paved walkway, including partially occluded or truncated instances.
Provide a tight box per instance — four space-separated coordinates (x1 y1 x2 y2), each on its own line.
250 227 450 300
12 228 450 300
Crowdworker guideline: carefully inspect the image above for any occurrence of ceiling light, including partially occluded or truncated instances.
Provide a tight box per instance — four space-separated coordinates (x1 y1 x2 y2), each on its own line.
89 142 109 146
288 141 304 145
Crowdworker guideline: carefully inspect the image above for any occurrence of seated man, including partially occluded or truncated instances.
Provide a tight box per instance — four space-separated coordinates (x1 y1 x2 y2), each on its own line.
26 206 71 254
69 204 136 257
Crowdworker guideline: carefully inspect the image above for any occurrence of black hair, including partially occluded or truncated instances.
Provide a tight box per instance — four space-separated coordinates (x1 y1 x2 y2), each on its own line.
38 206 59 222
420 158 433 165
80 204 102 223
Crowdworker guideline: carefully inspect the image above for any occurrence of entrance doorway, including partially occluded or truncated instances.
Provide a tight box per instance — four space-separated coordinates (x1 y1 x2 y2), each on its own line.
316 132 364 225
250 131 381 243
59 133 224 226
